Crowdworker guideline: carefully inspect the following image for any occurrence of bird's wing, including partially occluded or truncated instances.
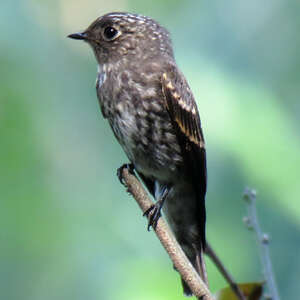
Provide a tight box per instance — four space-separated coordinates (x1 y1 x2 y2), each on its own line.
161 65 207 247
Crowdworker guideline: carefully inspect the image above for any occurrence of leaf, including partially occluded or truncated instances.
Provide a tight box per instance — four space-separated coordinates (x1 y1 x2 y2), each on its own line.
215 282 264 300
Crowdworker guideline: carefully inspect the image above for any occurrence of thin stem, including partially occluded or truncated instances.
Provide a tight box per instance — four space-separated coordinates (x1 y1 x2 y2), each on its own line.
121 167 214 300
205 243 246 300
244 188 280 300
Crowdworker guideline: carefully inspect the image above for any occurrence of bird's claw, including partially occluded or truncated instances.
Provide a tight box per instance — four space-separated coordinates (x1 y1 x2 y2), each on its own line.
143 203 162 231
117 163 135 185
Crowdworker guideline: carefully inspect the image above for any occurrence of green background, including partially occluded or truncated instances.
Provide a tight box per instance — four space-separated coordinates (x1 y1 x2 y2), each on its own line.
1 0 299 299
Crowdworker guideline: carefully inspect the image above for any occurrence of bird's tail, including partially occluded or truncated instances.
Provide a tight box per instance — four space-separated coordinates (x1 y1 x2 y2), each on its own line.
181 243 208 297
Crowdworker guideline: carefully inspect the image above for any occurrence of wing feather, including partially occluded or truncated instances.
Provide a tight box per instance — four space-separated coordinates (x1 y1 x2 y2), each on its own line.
161 67 207 247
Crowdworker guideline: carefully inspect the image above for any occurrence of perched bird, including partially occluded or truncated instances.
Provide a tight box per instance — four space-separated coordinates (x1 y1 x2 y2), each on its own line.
68 12 208 296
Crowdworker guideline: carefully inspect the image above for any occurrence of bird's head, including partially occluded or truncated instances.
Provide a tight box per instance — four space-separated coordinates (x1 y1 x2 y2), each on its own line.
68 12 174 64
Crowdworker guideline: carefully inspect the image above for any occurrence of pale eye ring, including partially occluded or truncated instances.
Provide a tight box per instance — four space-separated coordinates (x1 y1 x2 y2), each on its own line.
103 26 119 41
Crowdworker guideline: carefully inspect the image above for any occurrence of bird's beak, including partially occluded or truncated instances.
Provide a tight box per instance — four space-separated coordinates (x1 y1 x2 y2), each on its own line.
67 32 87 40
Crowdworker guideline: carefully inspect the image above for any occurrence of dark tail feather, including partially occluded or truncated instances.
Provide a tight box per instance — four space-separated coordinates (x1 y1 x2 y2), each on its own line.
181 277 193 296
181 279 205 300
195 244 208 286
181 244 208 297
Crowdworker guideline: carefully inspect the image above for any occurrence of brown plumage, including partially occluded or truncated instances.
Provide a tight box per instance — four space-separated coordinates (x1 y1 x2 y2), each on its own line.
68 12 208 296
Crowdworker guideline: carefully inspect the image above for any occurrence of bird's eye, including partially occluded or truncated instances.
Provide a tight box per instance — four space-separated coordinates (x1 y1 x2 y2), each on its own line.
103 26 119 40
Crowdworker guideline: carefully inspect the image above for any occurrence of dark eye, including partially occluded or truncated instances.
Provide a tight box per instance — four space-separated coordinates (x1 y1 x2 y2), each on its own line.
103 26 119 40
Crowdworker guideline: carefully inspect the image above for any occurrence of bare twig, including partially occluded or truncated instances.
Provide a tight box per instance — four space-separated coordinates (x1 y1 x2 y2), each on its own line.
205 243 246 300
121 167 214 300
244 188 280 300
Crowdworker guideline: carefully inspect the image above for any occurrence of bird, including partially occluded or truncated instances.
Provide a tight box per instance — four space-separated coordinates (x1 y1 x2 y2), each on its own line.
68 12 208 296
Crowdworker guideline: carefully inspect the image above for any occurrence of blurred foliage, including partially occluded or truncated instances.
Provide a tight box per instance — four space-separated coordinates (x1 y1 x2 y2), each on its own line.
215 282 263 300
1 0 300 299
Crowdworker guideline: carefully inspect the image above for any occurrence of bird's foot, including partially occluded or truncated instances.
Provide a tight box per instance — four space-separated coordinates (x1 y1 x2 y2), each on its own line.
143 196 166 231
143 186 169 231
117 163 135 185
143 201 163 231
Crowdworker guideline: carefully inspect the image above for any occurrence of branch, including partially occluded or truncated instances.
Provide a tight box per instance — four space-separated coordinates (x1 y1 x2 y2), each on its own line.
205 243 246 300
121 167 214 300
243 188 280 300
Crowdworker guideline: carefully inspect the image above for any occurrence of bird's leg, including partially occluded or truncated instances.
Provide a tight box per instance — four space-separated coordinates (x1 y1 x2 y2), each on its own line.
117 163 135 185
143 186 169 231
